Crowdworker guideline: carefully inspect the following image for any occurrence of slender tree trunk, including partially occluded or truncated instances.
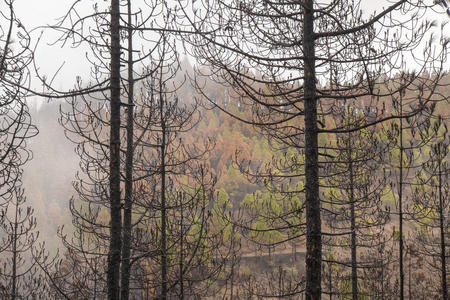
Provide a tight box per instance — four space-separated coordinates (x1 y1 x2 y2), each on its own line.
409 251 412 300
381 262 385 299
399 100 404 300
349 143 358 300
108 0 122 298
94 259 98 300
160 83 168 300
120 1 134 299
303 1 321 299
329 264 332 300
438 155 447 300
11 198 19 300
179 201 184 300
230 257 234 300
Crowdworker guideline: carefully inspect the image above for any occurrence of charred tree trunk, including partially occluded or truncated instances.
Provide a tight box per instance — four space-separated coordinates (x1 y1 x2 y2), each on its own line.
438 151 448 300
303 1 321 299
160 79 168 300
108 0 122 298
11 196 19 300
349 141 358 300
399 98 405 300
120 1 135 299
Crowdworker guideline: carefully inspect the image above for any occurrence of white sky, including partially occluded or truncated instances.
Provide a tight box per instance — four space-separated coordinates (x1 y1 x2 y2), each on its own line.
6 0 449 94
14 0 95 90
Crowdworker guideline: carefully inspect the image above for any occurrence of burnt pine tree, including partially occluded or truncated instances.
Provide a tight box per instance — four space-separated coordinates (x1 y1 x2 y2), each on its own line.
322 108 390 300
381 74 439 298
0 187 50 300
122 50 236 299
0 0 36 209
0 1 44 297
36 0 171 299
120 1 135 299
181 0 449 298
411 116 450 299
125 39 237 298
109 1 121 298
35 0 132 298
35 0 122 297
46 1 234 298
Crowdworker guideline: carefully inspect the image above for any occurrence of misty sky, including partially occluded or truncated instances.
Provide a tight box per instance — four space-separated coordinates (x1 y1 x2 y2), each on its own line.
9 0 449 93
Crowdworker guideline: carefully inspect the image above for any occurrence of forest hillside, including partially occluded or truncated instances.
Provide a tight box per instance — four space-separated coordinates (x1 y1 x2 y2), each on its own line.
14 70 450 298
